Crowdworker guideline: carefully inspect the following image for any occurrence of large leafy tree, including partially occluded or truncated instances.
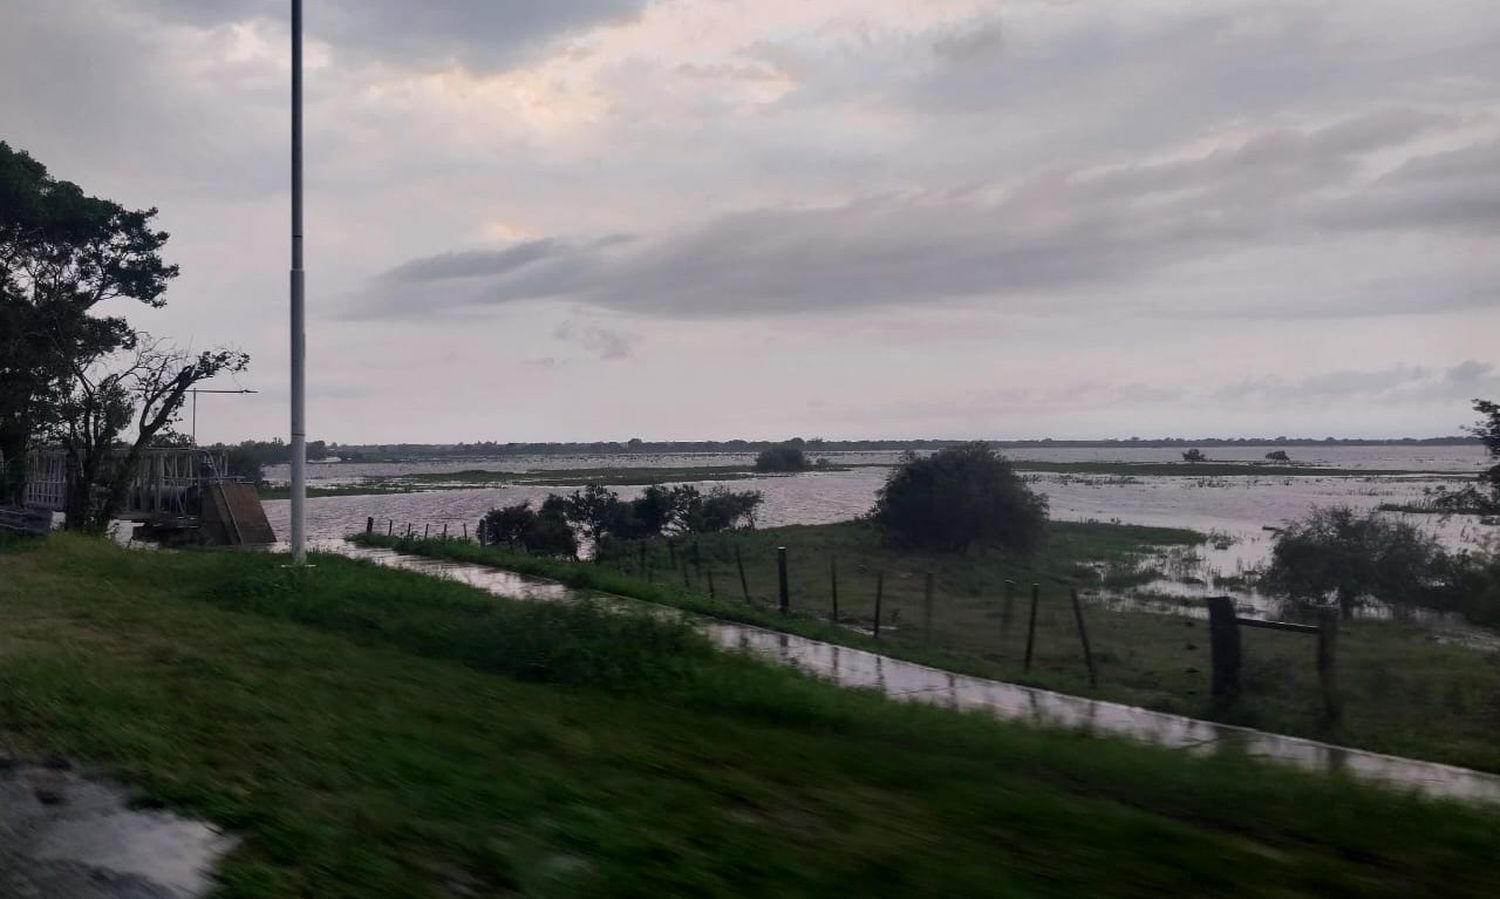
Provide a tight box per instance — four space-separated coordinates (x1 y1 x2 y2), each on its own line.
0 141 177 504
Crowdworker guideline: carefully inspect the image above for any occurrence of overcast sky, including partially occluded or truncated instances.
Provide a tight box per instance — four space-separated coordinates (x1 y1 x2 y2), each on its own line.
5 0 1498 443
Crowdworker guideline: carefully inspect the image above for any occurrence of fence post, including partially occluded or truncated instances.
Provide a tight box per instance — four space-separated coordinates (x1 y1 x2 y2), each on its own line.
923 572 934 645
681 558 691 588
405 523 413 537
424 523 430 539
693 539 703 582
1024 583 1040 671
1318 608 1341 726
638 542 647 575
387 519 393 536
777 546 789 614
442 523 448 539
1070 588 1098 688
873 571 884 640
366 516 374 534
829 555 839 625
668 540 677 569
706 568 717 599
736 545 751 602
1206 596 1241 708
462 522 468 541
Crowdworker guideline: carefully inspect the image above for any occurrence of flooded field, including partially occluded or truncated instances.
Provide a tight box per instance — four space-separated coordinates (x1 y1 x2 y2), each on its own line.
265 445 1494 571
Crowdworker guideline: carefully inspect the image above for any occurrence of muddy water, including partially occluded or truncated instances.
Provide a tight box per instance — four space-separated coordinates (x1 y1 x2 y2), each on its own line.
0 762 233 898
327 541 1500 806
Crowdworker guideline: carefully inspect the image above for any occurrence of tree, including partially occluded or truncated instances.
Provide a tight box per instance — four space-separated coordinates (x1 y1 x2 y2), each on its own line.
54 338 248 530
1469 398 1500 507
871 443 1048 553
1182 449 1207 463
754 441 811 472
1262 507 1450 619
668 484 762 533
1265 450 1290 462
0 142 177 505
477 498 577 557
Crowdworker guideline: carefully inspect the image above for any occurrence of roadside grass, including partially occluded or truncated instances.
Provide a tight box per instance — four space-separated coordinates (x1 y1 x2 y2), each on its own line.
360 520 1500 773
2 533 1498 897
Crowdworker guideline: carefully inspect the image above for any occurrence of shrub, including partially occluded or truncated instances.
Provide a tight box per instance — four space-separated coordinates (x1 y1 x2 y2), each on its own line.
477 499 577 557
870 443 1047 553
1182 449 1207 463
1262 507 1450 617
754 441 811 472
1265 450 1290 462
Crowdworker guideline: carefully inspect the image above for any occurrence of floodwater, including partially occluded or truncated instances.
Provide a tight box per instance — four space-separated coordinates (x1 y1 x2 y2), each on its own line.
0 762 234 898
328 540 1500 806
265 444 1496 572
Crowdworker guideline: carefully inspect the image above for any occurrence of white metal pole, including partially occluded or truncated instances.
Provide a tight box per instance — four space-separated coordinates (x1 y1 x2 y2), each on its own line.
289 0 307 562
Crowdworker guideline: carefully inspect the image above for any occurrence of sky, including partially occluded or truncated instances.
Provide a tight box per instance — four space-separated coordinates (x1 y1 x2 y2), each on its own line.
4 0 1499 443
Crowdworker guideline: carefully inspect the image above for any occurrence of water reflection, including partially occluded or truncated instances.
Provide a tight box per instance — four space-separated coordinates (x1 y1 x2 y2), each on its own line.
326 540 1500 805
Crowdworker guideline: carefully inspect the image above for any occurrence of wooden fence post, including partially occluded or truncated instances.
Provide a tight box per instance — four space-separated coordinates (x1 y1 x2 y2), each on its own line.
387 519 393 536
1206 596 1241 708
736 545 751 603
366 516 374 534
668 540 677 569
829 555 839 625
681 558 691 588
638 542 647 575
1318 608 1341 726
442 523 448 539
706 568 717 599
1024 583 1040 671
462 522 468 541
923 572 934 645
693 539 703 582
873 571 884 640
1070 588 1098 688
777 547 790 613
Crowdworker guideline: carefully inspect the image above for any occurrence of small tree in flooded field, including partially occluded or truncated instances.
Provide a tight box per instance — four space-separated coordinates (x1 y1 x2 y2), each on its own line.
1263 507 1450 618
754 441 812 472
1182 449 1207 463
871 443 1047 553
1265 450 1291 462
477 498 577 557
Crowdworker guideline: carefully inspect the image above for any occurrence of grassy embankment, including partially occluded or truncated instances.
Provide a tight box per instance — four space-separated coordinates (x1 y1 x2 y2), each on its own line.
2 534 1498 897
359 520 1500 773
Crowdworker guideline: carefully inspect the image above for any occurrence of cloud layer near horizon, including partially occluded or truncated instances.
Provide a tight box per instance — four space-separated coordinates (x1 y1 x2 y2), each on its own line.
4 0 1497 441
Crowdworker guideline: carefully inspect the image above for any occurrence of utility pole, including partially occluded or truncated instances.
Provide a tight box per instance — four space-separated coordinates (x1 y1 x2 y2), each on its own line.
289 0 307 563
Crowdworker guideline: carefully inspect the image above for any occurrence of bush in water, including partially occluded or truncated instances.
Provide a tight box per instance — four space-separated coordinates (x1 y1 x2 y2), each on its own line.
754 441 812 473
478 497 578 557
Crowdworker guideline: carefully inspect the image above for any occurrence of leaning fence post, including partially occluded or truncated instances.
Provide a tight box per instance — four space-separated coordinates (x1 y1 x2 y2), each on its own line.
923 572 934 645
777 546 789 614
366 516 374 534
1318 608 1341 726
424 523 430 539
829 555 839 625
736 545 751 602
1024 583 1040 671
1070 588 1098 688
442 523 448 539
1206 596 1241 708
387 519 393 536
462 522 468 541
873 571 884 639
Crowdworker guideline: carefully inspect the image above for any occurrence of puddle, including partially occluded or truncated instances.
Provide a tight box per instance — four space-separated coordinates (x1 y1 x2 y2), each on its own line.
0 762 234 898
324 540 1500 806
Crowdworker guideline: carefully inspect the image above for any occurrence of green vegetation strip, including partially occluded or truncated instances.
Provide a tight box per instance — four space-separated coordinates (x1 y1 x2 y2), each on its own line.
2 534 1497 897
365 520 1500 773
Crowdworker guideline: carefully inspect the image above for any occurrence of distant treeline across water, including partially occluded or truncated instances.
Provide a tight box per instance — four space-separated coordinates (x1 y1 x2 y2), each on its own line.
323 435 1478 461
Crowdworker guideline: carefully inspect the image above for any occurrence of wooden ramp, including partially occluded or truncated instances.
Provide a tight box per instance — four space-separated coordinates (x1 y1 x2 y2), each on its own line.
201 483 277 546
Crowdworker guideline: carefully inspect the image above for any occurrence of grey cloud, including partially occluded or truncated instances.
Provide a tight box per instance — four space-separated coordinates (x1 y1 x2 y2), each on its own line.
143 0 647 69
1214 362 1500 405
554 319 636 360
365 110 1494 320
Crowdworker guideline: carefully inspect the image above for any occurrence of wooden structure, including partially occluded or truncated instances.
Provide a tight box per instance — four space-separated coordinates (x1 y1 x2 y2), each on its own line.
1206 596 1340 724
2 447 274 545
